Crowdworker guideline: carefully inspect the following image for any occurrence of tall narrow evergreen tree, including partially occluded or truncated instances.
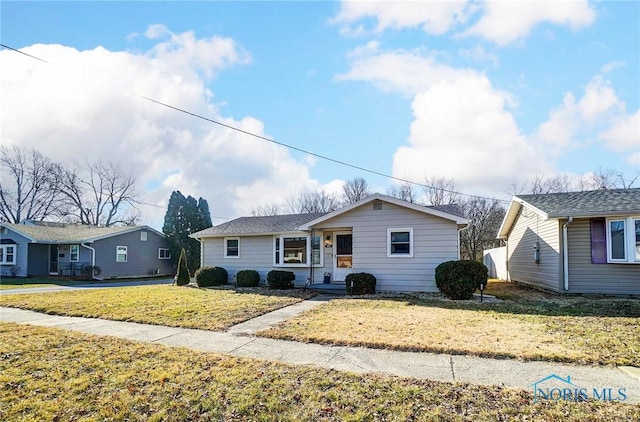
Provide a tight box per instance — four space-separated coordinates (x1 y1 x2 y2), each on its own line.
175 248 190 286
162 191 212 273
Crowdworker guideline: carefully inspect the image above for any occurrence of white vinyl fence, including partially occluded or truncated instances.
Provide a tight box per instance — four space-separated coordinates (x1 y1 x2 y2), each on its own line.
483 246 507 280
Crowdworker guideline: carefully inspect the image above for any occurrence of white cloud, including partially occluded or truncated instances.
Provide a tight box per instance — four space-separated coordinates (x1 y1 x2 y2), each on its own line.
336 42 478 96
0 27 319 227
392 74 540 194
463 0 596 46
332 0 473 36
598 111 640 156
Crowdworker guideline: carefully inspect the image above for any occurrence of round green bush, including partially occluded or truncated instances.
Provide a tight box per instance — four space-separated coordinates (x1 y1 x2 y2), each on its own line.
195 266 228 287
435 260 488 300
236 270 260 287
266 270 295 289
345 272 376 295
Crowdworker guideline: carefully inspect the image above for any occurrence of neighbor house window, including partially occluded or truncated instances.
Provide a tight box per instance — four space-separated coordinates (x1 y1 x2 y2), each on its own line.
0 245 16 265
140 231 147 241
158 248 171 259
388 228 413 257
116 246 128 263
600 217 640 264
70 245 79 262
273 234 323 266
225 237 240 258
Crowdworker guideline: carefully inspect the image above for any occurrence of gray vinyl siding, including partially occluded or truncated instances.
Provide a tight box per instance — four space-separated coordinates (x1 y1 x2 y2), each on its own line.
94 229 174 278
1 229 30 277
567 218 640 295
201 235 315 285
313 201 460 292
506 207 562 292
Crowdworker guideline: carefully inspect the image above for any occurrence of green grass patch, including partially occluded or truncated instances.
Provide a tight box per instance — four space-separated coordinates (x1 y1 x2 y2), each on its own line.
1 323 637 421
0 285 315 331
259 281 640 366
0 277 91 290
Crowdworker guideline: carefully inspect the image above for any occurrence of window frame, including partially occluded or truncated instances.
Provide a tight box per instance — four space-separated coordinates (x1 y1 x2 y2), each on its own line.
224 237 240 259
273 232 323 267
0 245 17 265
69 244 79 262
158 248 171 260
605 217 640 264
116 245 128 263
387 228 413 258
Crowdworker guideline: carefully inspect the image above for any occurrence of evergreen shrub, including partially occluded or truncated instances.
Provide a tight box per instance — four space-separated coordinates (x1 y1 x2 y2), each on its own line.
435 260 488 300
266 270 295 289
345 272 376 295
236 270 260 287
195 266 228 287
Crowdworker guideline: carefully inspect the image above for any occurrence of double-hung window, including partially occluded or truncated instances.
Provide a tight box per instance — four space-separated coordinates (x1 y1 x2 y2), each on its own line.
0 245 16 265
604 217 640 263
225 237 240 258
158 248 171 259
70 245 79 262
388 228 413 257
116 246 128 263
273 233 322 266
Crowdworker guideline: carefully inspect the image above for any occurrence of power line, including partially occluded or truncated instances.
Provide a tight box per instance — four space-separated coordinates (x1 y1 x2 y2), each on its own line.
0 42 507 204
0 43 48 63
140 96 509 203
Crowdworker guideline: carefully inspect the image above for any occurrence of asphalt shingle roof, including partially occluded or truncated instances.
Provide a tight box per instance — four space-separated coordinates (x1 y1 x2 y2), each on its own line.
2 222 144 243
517 188 640 218
191 213 327 237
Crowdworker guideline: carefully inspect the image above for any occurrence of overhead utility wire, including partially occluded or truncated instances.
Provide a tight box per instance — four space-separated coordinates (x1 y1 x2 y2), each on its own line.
0 42 507 203
140 96 509 203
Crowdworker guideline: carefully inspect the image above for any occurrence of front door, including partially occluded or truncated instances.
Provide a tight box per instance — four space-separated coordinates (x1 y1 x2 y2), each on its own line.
49 244 59 274
333 232 353 281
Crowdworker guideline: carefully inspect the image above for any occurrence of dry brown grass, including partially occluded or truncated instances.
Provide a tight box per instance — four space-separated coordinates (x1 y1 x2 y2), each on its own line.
260 281 640 366
2 323 638 421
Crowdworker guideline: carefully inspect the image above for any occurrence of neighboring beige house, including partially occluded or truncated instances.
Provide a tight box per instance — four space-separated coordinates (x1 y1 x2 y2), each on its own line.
191 193 468 292
497 188 640 295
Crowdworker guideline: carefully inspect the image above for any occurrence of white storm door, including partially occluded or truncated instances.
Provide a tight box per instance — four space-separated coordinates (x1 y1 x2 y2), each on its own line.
333 232 353 281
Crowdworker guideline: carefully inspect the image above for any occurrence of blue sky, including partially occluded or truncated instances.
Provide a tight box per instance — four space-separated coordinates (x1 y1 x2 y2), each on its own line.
2 1 638 227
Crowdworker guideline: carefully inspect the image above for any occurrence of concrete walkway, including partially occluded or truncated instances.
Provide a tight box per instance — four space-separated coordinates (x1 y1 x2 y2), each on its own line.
1 297 639 403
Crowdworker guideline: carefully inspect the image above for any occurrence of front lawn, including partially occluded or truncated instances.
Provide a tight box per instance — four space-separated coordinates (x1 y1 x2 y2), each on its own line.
259 281 640 366
0 277 91 290
0 285 315 331
1 323 637 421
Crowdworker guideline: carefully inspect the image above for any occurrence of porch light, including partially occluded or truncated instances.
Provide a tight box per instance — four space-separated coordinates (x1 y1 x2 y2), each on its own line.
324 235 332 248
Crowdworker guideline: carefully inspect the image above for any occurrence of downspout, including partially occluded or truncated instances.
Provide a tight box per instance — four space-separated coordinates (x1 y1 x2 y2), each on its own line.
80 243 99 280
457 225 468 260
562 217 573 291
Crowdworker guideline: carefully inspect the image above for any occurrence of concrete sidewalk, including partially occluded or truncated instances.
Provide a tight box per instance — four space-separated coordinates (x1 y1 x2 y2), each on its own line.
1 301 639 403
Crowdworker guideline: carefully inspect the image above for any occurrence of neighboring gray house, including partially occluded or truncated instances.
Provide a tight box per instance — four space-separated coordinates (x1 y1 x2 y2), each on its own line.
190 193 468 292
497 189 640 295
0 221 174 279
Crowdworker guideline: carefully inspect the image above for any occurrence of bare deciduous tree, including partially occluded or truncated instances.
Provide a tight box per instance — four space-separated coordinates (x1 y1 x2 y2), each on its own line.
250 203 281 216
0 145 63 223
423 176 459 206
387 182 418 203
285 191 340 214
342 177 371 204
57 161 140 226
460 199 506 262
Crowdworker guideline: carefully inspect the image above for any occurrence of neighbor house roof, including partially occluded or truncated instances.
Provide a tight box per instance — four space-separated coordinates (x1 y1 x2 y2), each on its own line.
1 221 161 244
498 188 640 239
190 213 327 238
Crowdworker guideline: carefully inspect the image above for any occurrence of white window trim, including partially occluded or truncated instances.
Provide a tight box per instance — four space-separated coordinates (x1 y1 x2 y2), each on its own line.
224 237 240 259
606 217 640 264
116 245 128 263
387 228 413 258
273 232 323 267
158 248 171 259
70 244 79 262
0 245 17 265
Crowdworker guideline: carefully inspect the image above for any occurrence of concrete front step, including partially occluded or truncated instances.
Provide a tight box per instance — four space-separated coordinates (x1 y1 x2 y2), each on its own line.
306 283 346 295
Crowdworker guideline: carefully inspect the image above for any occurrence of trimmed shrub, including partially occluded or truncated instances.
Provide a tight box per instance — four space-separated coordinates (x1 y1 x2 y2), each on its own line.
195 266 228 287
435 260 488 300
174 248 190 286
266 270 295 289
345 272 377 295
236 270 260 287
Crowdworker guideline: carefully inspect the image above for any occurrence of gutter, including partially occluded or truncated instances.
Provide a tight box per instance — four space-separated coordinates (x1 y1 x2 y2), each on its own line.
80 243 100 281
562 217 573 291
